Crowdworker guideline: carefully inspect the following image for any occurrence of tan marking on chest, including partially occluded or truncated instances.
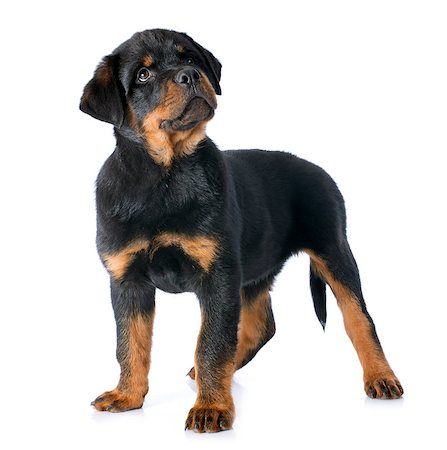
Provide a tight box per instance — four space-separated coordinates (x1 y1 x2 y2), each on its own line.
102 239 150 281
142 116 207 167
150 233 219 272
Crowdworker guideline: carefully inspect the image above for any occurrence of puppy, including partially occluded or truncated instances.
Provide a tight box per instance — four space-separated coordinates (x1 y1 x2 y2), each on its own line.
80 29 403 433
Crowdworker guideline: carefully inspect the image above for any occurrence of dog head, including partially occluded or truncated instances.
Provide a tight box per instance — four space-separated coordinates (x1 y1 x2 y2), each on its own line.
80 29 221 166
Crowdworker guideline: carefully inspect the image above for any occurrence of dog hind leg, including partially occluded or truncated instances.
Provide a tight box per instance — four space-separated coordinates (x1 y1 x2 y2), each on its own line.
305 243 403 399
233 284 276 371
187 281 276 379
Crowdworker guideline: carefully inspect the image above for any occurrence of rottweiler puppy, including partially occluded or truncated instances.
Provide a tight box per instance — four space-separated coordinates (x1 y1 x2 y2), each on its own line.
80 29 403 433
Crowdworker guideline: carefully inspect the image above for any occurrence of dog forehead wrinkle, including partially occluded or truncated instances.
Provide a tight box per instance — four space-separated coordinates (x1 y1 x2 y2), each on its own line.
138 30 193 64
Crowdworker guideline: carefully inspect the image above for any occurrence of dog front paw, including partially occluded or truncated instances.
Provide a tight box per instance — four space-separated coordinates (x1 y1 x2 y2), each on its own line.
91 389 145 412
364 374 404 399
185 403 234 433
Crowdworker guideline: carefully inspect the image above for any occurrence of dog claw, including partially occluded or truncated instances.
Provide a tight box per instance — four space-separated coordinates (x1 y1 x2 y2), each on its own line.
185 404 234 433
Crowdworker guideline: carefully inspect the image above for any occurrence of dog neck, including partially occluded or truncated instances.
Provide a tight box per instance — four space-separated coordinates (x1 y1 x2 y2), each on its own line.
114 125 144 146
113 126 212 173
113 120 208 169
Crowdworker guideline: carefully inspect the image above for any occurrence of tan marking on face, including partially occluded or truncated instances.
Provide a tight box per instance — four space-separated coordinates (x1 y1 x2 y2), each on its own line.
150 233 219 272
142 55 153 67
141 81 183 166
197 70 218 109
141 73 217 167
102 239 150 281
127 104 139 129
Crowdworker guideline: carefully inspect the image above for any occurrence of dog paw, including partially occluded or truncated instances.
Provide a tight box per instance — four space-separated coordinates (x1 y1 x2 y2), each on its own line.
91 389 144 412
364 374 404 399
185 404 234 433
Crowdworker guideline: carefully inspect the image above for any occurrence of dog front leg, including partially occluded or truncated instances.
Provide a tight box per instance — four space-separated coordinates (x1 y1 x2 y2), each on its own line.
91 279 155 412
185 273 240 432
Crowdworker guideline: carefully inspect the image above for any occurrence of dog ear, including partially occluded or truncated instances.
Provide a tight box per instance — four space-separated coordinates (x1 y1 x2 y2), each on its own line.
80 54 125 127
183 34 222 95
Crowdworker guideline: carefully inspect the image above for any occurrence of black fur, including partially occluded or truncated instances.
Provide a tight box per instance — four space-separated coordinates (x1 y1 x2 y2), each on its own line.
80 28 402 433
310 267 327 329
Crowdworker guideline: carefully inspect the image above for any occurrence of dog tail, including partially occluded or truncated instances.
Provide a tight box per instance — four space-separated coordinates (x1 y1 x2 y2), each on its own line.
310 264 327 330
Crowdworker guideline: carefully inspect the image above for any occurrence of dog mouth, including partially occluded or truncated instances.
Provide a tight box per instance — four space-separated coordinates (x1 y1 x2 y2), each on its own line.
160 96 215 132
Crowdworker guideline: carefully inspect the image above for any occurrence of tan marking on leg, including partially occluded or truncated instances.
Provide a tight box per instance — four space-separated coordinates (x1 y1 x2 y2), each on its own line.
305 250 400 394
151 233 219 272
186 302 236 432
101 239 150 281
92 312 155 412
117 313 154 396
234 289 271 369
187 358 235 432
194 359 235 406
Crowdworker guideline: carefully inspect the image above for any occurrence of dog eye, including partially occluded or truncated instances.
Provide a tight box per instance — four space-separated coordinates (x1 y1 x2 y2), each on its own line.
137 67 152 83
186 57 195 65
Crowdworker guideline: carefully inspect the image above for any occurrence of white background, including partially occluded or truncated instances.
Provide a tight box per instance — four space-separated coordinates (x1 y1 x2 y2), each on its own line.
1 1 446 448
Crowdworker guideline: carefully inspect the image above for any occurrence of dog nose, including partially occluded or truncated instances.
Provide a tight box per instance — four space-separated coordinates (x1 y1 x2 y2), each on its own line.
175 67 201 87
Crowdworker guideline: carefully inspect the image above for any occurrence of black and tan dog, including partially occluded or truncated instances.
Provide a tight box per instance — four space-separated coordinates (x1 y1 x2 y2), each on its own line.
80 29 403 432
